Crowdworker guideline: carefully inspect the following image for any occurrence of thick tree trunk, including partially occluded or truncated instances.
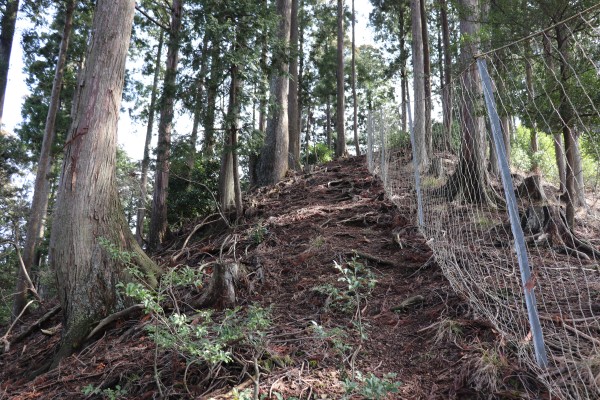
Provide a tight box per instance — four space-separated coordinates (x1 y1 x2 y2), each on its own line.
50 0 159 364
256 0 291 186
148 0 184 251
288 0 301 169
410 0 428 169
444 0 490 204
13 0 76 318
0 0 19 125
135 29 164 246
335 0 346 158
439 0 452 151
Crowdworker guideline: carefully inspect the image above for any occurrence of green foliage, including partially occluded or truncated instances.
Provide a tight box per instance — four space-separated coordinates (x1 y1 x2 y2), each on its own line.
166 137 220 227
248 222 268 245
81 384 128 399
510 126 559 183
122 266 271 367
303 142 334 165
342 371 402 400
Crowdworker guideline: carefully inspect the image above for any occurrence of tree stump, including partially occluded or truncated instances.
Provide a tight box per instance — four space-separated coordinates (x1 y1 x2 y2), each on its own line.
521 205 600 260
516 175 547 202
193 263 245 309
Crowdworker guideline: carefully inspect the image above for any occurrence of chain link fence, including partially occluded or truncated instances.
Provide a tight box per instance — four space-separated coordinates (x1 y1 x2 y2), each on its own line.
367 8 600 399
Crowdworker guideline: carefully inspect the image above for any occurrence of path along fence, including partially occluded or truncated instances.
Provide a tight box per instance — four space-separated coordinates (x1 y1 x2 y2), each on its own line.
367 7 600 399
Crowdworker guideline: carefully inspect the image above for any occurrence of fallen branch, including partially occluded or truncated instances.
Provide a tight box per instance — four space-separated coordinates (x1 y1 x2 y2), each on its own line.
1 300 37 353
173 214 223 262
9 304 61 346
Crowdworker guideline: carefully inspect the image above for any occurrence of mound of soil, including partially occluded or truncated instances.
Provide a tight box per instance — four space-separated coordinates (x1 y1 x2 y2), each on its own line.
0 156 545 399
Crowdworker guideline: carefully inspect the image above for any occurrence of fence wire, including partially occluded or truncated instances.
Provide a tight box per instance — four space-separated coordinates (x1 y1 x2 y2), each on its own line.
368 9 600 399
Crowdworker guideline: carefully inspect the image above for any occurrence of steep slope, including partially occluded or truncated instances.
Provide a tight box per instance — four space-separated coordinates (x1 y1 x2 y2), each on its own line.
0 156 544 399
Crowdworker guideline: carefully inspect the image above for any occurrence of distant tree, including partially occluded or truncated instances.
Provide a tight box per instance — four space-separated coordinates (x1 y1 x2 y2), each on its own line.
135 29 164 246
0 0 20 125
351 0 359 155
13 0 77 318
49 0 159 364
335 0 346 157
148 0 184 251
288 0 301 169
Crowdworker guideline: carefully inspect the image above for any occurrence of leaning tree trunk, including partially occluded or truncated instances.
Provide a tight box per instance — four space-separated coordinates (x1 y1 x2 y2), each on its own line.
335 0 346 157
13 0 76 318
203 39 220 158
49 0 160 365
0 0 19 125
135 29 164 246
148 0 184 251
256 0 291 186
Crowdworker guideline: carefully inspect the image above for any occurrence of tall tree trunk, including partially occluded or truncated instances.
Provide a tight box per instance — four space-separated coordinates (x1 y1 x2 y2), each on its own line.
135 29 164 246
446 0 490 204
288 0 300 169
13 0 76 318
49 0 159 364
148 0 184 251
410 0 428 168
0 0 19 125
326 95 332 149
556 24 581 228
297 0 305 160
257 0 291 186
186 35 209 184
203 40 220 158
524 43 539 174
335 0 346 157
420 0 432 155
439 0 452 151
398 6 407 133
351 0 359 155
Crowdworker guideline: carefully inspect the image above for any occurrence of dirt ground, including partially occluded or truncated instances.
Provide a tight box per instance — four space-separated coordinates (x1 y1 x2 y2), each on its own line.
0 156 547 399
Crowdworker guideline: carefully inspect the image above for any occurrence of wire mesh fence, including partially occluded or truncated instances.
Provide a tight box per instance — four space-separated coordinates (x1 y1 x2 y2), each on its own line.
368 8 600 399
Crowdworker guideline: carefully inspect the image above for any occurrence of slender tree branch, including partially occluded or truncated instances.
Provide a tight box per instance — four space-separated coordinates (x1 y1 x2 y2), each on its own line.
135 5 170 31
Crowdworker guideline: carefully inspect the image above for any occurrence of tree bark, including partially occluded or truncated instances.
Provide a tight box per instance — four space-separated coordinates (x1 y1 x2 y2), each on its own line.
351 0 359 155
443 0 491 204
13 0 76 318
420 0 432 155
148 0 184 251
219 61 242 215
49 0 159 364
410 0 428 169
0 0 19 126
256 0 291 186
135 29 164 246
288 0 301 169
203 39 220 158
439 0 453 151
335 0 346 158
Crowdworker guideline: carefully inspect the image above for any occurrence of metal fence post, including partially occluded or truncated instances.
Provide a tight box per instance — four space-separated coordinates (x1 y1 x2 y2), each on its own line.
477 58 548 368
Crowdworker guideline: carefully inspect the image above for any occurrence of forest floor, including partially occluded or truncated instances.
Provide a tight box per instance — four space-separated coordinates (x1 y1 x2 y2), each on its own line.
0 155 547 399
